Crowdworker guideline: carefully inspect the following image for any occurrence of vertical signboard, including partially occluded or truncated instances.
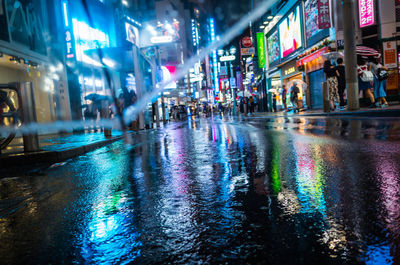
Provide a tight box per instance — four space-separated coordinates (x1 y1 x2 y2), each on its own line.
256 32 266 69
359 0 375 28
317 0 330 29
62 0 75 59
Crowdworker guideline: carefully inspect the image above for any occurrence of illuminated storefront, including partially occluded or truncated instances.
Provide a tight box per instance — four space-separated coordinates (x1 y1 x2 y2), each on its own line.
63 0 121 119
0 0 71 123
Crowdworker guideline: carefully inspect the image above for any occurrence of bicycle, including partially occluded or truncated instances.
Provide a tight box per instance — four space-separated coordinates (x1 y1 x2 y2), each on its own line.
0 87 20 151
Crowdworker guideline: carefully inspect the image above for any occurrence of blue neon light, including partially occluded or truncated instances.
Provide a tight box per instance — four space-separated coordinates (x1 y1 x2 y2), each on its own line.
62 1 69 28
210 18 219 94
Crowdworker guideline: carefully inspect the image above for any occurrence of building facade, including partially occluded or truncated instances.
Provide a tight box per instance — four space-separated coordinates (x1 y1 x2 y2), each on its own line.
0 0 71 123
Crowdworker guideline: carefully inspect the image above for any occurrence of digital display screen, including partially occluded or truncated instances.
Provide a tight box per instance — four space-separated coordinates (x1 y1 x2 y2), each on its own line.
279 5 303 58
267 30 280 64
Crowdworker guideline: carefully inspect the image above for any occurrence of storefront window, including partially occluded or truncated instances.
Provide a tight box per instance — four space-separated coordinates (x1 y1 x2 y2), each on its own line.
5 0 48 54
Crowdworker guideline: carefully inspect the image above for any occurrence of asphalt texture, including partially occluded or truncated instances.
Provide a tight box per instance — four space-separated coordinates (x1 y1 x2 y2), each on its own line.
1 115 400 264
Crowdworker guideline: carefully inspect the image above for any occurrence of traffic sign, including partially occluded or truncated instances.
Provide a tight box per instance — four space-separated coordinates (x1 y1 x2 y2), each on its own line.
242 36 253 47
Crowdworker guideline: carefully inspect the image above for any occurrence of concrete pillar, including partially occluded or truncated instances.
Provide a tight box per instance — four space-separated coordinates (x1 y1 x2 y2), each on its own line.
343 0 360 111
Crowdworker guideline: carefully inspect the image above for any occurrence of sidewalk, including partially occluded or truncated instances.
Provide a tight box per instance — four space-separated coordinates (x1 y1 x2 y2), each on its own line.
254 103 400 118
0 131 129 169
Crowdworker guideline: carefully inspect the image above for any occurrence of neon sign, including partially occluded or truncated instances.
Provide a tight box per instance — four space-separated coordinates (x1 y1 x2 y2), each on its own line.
72 19 109 64
359 0 375 28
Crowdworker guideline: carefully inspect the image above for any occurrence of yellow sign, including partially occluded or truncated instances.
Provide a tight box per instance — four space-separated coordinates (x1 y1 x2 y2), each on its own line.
284 67 296 76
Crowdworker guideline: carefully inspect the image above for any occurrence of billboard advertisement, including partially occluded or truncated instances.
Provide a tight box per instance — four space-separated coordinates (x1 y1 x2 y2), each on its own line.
267 30 280 64
359 0 375 28
305 0 321 40
279 5 303 58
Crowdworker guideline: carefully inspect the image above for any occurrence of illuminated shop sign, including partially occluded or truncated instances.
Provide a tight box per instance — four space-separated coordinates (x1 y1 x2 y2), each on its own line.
72 18 110 65
62 0 75 59
317 0 330 29
256 32 266 68
191 19 199 47
210 18 219 93
359 0 375 28
150 36 173 44
220 55 236 62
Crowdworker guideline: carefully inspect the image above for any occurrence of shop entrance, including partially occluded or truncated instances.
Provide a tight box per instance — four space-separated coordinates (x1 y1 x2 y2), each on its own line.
282 73 304 109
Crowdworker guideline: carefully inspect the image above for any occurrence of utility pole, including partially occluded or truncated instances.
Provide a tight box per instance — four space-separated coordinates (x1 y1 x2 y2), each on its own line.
342 0 360 111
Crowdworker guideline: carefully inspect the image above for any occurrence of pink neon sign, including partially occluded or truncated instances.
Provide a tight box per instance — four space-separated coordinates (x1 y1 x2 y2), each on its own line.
359 0 375 28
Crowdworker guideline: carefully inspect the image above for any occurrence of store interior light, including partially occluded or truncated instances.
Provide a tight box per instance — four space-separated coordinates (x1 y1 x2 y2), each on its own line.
165 23 174 34
102 58 116 68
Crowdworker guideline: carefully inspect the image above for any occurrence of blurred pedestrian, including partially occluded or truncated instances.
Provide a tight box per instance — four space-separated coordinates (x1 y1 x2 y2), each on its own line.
324 60 340 111
272 92 277 112
281 85 287 111
369 57 389 108
249 96 255 114
357 56 376 108
336 58 346 110
290 82 300 113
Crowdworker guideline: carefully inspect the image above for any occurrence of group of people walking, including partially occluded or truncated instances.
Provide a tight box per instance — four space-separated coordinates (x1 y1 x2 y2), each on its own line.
324 55 389 111
357 56 389 108
323 58 347 111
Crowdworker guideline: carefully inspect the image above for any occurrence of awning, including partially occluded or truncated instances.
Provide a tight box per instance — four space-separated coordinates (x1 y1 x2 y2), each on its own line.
84 47 141 71
297 47 329 67
356 46 381 58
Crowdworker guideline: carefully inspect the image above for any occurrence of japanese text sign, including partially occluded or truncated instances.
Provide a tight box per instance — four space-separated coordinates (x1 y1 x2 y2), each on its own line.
317 0 331 29
359 0 375 28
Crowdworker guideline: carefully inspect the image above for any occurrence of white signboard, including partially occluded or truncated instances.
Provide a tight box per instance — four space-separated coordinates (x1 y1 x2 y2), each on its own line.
151 36 173 44
220 55 236 62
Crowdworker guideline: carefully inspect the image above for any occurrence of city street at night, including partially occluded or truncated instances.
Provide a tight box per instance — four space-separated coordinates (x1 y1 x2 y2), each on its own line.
1 115 400 264
1 0 400 264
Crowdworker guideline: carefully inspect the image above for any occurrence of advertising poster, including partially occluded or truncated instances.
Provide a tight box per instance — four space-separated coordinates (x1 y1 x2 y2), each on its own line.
279 5 303 58
383 41 397 68
267 30 280 64
305 0 321 40
125 22 139 45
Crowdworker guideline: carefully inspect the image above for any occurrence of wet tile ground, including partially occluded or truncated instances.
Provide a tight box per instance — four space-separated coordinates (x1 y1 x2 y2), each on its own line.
0 116 400 264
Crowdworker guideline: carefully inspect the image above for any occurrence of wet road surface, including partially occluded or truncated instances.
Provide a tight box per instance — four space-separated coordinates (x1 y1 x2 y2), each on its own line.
1 115 400 264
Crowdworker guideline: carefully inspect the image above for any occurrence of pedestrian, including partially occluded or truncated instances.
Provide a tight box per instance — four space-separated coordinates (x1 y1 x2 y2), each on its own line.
249 96 255 114
357 56 376 108
369 57 389 108
324 60 340 111
290 82 300 113
281 85 287 111
272 92 277 112
336 58 346 110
